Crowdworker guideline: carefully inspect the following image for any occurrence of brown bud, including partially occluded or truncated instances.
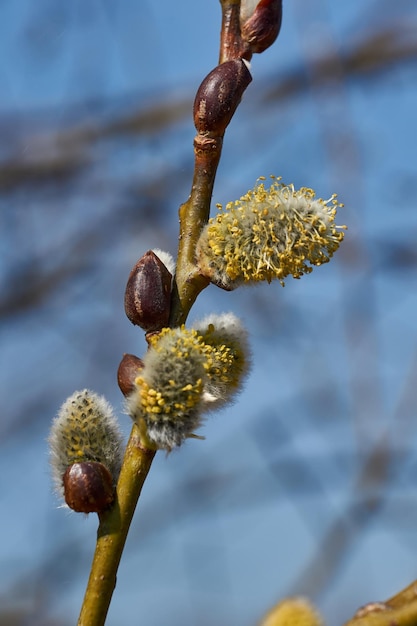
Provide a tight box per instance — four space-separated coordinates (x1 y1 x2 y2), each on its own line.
124 250 172 332
241 0 282 54
117 353 144 397
63 461 114 514
193 59 252 136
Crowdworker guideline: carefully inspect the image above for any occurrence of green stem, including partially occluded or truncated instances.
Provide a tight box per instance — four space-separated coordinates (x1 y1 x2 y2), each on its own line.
169 0 245 327
77 3 247 623
343 580 417 626
169 135 222 326
343 600 417 625
77 424 156 626
386 578 417 609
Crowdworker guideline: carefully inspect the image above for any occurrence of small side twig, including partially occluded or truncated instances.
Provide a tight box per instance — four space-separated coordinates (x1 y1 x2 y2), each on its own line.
343 579 417 626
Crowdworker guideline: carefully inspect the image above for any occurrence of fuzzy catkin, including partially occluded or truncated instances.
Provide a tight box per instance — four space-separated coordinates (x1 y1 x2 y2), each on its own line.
196 177 346 289
194 312 251 408
126 315 251 449
126 327 208 450
49 389 123 500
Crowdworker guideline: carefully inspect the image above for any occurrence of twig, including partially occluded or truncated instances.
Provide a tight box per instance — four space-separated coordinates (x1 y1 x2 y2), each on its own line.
77 2 250 624
386 579 417 610
219 0 245 63
343 588 417 625
77 424 155 626
169 134 221 326
170 0 248 326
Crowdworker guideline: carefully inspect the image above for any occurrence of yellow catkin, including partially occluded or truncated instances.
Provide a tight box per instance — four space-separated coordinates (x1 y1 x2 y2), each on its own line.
126 316 251 448
126 327 208 450
196 177 346 289
49 389 123 500
259 597 324 626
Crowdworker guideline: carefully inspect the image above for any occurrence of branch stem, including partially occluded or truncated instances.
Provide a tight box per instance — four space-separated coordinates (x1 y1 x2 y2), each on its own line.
343 579 417 626
77 3 248 623
219 0 242 63
386 579 417 609
169 134 223 326
77 424 156 626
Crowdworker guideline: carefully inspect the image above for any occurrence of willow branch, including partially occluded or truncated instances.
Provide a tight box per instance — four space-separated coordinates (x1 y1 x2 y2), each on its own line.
77 425 156 626
169 134 221 326
78 2 254 623
343 580 417 626
219 0 243 63
386 579 417 609
169 0 251 327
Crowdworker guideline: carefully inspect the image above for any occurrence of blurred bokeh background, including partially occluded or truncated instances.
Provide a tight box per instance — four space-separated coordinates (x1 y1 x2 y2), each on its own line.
1 0 417 624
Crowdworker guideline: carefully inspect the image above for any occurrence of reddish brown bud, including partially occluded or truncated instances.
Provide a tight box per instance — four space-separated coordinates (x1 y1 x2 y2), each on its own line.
63 461 114 513
117 353 144 397
241 0 282 54
124 250 172 332
193 59 252 135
